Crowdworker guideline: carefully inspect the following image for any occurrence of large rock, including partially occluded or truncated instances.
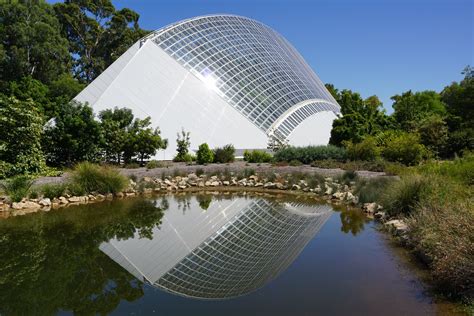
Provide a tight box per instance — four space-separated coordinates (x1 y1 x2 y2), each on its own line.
385 219 408 235
324 186 333 195
59 196 69 204
291 184 301 190
332 191 345 200
11 202 24 210
363 202 378 214
264 182 276 189
345 192 358 204
39 198 51 207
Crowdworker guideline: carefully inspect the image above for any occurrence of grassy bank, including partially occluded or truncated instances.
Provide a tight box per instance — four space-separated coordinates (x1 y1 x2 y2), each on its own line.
354 154 473 303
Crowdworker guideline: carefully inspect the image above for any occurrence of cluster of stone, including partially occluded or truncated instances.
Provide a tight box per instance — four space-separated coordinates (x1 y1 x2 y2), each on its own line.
0 172 404 237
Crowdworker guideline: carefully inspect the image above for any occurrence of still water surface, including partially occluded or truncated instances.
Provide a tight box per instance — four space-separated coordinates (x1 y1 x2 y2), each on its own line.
0 193 463 315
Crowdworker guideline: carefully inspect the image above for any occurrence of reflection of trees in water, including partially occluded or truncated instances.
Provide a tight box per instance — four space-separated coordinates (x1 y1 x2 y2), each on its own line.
339 208 371 236
0 199 165 315
196 194 213 210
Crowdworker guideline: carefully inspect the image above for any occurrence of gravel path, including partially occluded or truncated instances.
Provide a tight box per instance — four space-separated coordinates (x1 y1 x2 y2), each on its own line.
32 162 391 186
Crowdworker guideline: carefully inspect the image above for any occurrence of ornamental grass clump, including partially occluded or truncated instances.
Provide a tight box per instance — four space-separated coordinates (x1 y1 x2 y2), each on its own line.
0 176 33 202
71 162 127 195
41 183 68 199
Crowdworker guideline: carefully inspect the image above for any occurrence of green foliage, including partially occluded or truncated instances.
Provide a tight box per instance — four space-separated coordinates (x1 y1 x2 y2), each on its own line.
310 159 391 172
243 150 273 163
382 133 427 165
146 160 165 169
43 101 103 167
213 144 235 163
195 168 204 177
345 137 380 161
0 95 46 176
380 174 428 215
391 90 446 132
0 1 70 84
408 201 474 300
441 69 474 156
289 159 303 166
123 117 167 164
71 162 127 195
123 162 140 169
0 176 33 202
328 88 392 146
417 152 474 186
417 115 448 157
53 0 148 82
353 177 394 204
41 183 67 199
274 145 346 164
196 143 214 164
173 129 191 162
0 161 14 180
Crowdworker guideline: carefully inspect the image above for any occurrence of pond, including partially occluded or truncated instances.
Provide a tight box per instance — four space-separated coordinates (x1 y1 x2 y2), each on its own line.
0 193 463 315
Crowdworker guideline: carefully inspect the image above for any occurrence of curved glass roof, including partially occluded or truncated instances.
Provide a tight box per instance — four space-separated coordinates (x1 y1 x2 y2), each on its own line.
147 15 340 141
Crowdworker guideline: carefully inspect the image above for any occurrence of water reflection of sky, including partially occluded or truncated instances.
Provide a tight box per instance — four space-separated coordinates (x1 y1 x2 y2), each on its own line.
100 195 333 299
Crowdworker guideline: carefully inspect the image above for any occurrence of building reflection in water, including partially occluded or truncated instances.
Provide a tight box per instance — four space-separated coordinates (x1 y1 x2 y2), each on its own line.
100 196 333 299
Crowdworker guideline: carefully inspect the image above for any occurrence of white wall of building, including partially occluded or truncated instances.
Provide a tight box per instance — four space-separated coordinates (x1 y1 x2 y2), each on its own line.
287 111 337 146
76 41 268 160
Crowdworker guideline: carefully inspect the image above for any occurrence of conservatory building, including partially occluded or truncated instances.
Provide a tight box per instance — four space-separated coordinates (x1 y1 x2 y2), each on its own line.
75 14 341 159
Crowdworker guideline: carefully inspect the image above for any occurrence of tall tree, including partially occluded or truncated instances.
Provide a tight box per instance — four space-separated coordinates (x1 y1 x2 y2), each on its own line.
0 0 70 85
99 107 134 163
54 0 148 82
43 101 103 166
441 66 474 155
328 88 391 146
391 90 446 132
123 117 167 164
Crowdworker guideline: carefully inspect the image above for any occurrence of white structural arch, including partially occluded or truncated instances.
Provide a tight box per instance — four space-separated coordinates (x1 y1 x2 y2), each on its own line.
75 14 340 159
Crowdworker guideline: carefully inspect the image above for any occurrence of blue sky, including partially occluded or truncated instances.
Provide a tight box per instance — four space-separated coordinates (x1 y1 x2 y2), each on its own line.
50 0 473 112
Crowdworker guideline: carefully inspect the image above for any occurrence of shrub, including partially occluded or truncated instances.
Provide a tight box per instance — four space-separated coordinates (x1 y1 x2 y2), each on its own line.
382 133 427 166
196 143 214 164
243 150 273 163
29 190 39 199
67 182 87 196
123 162 140 169
146 160 165 169
195 168 204 177
213 144 235 163
274 145 346 164
41 183 67 199
418 152 474 186
340 170 358 184
353 177 394 204
310 159 389 172
174 129 191 162
0 176 33 202
71 162 128 194
289 159 302 166
380 174 429 216
408 202 474 300
345 137 380 161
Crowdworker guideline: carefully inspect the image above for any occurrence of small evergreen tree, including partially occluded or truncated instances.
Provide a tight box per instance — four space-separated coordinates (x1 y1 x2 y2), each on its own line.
196 143 214 164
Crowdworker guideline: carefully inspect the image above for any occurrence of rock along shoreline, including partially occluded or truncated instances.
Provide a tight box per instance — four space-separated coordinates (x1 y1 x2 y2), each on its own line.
0 170 407 238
